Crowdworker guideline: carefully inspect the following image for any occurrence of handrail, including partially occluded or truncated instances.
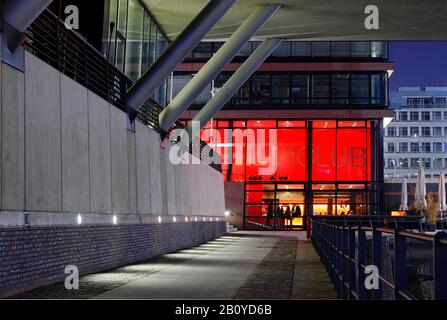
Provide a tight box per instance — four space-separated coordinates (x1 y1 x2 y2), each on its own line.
311 218 447 300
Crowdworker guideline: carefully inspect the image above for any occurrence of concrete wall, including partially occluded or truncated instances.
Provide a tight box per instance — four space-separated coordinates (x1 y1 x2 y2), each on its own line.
224 182 245 229
0 52 226 225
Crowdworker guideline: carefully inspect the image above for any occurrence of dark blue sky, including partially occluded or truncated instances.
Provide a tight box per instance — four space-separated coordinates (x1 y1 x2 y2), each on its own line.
389 42 447 91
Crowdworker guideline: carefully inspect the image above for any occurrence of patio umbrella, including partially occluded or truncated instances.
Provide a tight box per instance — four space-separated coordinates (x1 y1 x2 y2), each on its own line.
439 172 447 211
399 178 408 211
415 167 427 208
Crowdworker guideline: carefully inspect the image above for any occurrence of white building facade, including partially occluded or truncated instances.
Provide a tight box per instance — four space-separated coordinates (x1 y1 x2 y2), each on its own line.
384 87 447 184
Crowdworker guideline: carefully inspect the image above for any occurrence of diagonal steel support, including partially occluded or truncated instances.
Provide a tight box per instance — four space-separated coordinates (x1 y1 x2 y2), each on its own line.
1 0 54 53
159 4 281 133
126 0 237 118
183 38 283 144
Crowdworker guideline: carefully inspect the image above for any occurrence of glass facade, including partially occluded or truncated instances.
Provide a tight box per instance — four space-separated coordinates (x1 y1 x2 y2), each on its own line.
187 119 381 229
172 72 388 108
186 41 388 60
102 0 169 105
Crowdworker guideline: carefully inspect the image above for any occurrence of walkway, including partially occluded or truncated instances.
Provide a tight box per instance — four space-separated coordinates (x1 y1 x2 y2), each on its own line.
14 231 336 299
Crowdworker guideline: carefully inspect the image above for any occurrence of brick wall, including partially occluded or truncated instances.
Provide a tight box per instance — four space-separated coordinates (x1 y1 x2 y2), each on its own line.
0 221 226 298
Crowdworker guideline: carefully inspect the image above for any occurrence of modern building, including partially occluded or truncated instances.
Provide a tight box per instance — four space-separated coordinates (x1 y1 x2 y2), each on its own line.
175 40 394 230
6 0 436 298
383 87 447 211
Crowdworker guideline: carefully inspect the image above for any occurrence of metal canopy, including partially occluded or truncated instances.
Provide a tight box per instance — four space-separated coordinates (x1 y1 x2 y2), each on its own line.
143 0 447 41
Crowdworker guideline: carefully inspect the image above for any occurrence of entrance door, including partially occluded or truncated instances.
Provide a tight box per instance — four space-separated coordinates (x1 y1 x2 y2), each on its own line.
275 184 305 230
244 183 306 230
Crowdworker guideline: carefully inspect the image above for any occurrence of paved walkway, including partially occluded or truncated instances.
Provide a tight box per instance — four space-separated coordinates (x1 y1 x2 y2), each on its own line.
14 231 336 299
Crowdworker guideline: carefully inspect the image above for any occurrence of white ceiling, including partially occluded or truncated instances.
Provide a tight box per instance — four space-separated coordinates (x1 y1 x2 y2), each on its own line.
143 0 447 41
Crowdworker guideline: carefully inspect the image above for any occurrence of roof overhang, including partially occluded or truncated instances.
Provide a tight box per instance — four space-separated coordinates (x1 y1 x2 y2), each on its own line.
143 0 447 41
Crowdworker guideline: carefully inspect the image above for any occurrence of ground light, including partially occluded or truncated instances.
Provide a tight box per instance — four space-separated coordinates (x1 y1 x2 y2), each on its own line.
77 214 82 225
112 215 118 225
224 210 230 217
158 216 162 223
173 217 176 223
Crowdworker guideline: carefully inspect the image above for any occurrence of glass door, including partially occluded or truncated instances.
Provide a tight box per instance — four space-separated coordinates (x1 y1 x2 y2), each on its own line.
275 184 306 229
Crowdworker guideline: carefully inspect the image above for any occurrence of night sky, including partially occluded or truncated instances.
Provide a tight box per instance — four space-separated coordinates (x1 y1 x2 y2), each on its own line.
389 42 447 91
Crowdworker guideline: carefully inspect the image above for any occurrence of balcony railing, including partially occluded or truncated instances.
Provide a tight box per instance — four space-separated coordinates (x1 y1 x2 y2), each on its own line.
24 9 221 173
311 216 447 300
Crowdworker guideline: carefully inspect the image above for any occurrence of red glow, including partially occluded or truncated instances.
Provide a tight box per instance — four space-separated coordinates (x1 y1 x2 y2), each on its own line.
312 128 337 181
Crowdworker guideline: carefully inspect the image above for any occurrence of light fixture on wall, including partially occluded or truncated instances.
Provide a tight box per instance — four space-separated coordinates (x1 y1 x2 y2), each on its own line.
224 210 230 217
112 215 118 225
77 214 82 225
173 216 177 223
185 217 188 222
194 217 198 222
158 216 162 223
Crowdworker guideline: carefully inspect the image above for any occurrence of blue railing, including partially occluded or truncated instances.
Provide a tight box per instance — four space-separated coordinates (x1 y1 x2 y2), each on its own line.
311 218 447 300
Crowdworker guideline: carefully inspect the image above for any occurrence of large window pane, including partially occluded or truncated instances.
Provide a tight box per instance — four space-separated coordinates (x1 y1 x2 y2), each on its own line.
371 74 385 104
272 42 291 57
331 74 350 105
125 0 143 80
141 12 151 73
292 42 310 56
115 0 128 72
272 75 290 105
252 75 271 105
351 74 370 104
291 75 309 104
331 42 350 57
351 42 370 57
312 42 330 56
312 75 329 104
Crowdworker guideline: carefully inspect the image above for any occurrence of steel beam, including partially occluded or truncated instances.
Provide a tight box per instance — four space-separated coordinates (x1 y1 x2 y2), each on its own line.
159 4 281 133
2 0 54 53
126 0 237 116
184 38 283 142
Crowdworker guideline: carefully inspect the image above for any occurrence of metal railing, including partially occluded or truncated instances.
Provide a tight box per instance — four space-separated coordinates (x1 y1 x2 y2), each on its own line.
312 217 447 300
24 9 221 173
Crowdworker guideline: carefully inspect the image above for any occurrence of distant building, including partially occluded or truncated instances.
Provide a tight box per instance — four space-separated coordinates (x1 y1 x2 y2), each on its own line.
384 87 447 211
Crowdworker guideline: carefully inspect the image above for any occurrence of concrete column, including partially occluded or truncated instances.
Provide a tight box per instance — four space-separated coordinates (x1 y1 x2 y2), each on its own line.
159 4 282 133
2 0 54 53
185 38 283 142
126 0 237 114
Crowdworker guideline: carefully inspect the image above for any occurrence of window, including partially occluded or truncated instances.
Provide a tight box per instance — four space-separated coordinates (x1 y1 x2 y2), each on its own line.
422 158 431 169
410 112 419 121
399 127 408 137
435 97 447 107
387 142 395 153
421 127 431 137
387 158 395 169
291 75 309 104
312 75 330 104
272 42 291 57
387 127 396 137
444 111 447 120
331 42 350 57
410 158 420 168
433 111 442 121
332 74 350 104
433 158 443 169
351 74 369 104
410 127 419 137
434 142 443 152
421 111 430 121
252 75 271 105
351 42 370 57
292 42 310 56
371 74 384 105
399 158 409 168
445 127 447 136
434 127 442 137
410 143 419 153
399 142 408 153
312 42 331 56
421 142 431 153
272 75 290 104
399 112 408 121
